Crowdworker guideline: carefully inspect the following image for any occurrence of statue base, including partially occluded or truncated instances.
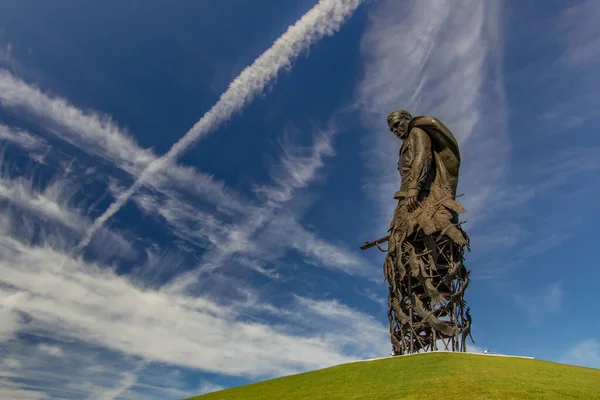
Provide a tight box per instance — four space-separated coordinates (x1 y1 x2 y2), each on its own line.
386 229 472 355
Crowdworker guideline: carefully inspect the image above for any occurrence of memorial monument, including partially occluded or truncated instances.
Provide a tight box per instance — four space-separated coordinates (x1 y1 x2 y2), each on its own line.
361 110 473 355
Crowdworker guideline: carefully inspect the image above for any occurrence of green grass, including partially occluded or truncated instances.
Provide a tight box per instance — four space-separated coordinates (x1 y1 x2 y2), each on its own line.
185 353 600 400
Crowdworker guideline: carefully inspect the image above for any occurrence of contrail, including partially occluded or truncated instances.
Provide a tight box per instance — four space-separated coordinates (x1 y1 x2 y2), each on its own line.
76 0 363 251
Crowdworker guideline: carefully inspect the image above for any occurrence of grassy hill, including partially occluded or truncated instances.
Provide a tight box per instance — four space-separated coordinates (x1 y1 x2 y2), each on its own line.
186 353 600 400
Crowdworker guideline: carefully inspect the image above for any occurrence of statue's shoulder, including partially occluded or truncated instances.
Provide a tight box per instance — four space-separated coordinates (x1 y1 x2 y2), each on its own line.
419 115 439 123
411 116 445 130
409 115 460 161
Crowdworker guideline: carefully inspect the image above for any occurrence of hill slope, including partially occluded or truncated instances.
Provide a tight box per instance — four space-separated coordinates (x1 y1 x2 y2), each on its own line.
186 353 600 400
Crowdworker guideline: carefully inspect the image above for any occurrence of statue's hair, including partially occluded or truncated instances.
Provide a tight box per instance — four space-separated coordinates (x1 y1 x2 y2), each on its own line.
387 110 412 129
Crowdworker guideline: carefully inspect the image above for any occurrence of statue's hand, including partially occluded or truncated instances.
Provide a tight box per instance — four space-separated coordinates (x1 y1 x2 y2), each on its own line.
406 189 419 212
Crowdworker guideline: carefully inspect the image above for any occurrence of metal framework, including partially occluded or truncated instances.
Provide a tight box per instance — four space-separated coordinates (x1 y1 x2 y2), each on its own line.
362 226 472 355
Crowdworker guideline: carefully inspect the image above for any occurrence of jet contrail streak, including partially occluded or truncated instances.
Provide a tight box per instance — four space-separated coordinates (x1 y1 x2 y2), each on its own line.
76 0 363 250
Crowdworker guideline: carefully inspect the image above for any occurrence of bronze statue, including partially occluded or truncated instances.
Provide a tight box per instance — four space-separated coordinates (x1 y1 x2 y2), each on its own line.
361 110 473 354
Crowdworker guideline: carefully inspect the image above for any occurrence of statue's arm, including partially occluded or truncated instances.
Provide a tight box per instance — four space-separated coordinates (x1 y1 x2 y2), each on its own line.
406 127 432 193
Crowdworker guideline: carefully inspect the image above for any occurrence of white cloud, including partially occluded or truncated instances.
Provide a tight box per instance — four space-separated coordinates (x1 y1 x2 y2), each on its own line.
509 1 600 139
95 368 141 400
557 0 600 67
295 296 389 356
514 281 563 322
0 173 85 233
0 70 249 218
37 344 63 357
0 71 367 281
268 213 375 277
0 124 48 151
0 338 186 400
560 339 600 370
0 380 49 400
0 307 22 341
165 128 371 292
0 156 135 262
131 188 231 252
472 223 529 253
254 128 336 205
0 234 386 381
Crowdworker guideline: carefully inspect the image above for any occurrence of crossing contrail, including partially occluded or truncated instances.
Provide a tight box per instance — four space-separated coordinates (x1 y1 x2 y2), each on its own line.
75 0 364 251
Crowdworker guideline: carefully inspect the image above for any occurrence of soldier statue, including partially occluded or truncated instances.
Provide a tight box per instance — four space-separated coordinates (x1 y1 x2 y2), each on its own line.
361 110 473 354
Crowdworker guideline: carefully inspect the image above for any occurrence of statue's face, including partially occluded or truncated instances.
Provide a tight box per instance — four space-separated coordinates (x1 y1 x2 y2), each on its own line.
390 113 411 139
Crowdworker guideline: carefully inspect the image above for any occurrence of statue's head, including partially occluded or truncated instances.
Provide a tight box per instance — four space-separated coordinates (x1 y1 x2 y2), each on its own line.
387 110 412 139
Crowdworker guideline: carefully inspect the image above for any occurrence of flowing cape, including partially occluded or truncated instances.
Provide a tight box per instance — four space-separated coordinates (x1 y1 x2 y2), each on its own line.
408 116 461 197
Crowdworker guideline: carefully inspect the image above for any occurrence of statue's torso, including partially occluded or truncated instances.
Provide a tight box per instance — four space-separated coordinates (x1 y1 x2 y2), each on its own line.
396 134 435 198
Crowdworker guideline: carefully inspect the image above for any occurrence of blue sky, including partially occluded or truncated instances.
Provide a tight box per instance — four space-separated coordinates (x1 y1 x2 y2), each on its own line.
1 0 599 398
